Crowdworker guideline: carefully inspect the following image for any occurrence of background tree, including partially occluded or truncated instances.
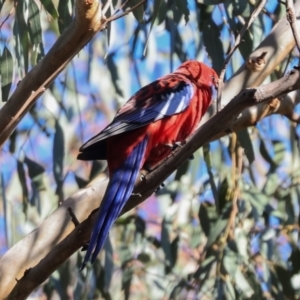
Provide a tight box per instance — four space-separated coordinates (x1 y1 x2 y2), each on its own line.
1 0 300 299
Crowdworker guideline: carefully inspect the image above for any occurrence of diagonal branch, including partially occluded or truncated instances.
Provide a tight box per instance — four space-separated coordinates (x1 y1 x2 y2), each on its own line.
0 0 146 147
7 67 300 299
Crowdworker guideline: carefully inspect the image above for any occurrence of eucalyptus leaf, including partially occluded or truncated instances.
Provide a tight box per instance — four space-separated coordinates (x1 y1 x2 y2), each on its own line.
40 0 58 18
126 0 144 23
199 201 218 237
0 47 13 102
15 1 30 74
202 19 224 73
206 203 231 248
234 268 254 298
58 0 73 34
237 128 255 164
174 0 189 24
53 120 65 197
24 156 46 191
17 160 29 214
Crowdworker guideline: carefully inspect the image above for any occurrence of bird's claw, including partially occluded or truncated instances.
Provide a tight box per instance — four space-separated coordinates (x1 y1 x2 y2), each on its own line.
155 182 165 194
81 243 89 252
189 154 194 160
165 141 183 150
225 127 233 134
131 193 142 197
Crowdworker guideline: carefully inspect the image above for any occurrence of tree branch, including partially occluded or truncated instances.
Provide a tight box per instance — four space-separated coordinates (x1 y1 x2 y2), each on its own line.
0 0 146 147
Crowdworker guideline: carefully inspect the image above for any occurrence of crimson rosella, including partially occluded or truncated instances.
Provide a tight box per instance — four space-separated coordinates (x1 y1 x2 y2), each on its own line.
78 60 218 269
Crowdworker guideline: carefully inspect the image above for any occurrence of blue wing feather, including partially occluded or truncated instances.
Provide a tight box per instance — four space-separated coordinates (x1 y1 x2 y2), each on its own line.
78 80 194 154
81 136 148 269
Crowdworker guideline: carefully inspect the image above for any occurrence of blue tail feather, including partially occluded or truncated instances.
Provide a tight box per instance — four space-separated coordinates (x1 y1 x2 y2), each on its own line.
81 136 148 270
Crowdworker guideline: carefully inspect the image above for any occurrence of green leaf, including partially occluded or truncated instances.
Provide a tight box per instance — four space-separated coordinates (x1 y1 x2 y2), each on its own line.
58 0 73 34
106 53 124 97
242 185 269 216
195 3 214 31
40 0 58 18
17 160 29 214
194 255 216 279
174 160 189 181
218 176 231 212
156 0 167 25
8 130 17 153
174 0 189 24
137 252 151 264
259 139 275 168
234 268 254 298
127 0 144 23
202 19 224 73
161 218 172 274
103 238 114 294
236 21 253 60
24 157 45 178
223 246 239 277
206 203 231 248
260 140 285 174
0 173 8 248
199 201 218 237
0 46 13 102
273 140 285 166
166 19 187 62
203 144 219 206
89 160 106 181
232 0 250 17
235 228 249 259
223 277 236 300
15 1 30 74
273 264 294 298
24 156 46 190
74 175 88 189
53 120 65 197
262 172 279 195
28 0 44 64
237 128 255 164
144 0 163 53
122 265 133 300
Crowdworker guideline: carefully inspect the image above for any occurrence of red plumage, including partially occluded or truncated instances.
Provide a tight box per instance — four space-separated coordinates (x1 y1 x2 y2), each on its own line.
78 60 218 268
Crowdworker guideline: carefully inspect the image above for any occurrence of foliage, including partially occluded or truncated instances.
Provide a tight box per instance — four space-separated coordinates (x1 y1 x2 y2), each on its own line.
0 0 300 299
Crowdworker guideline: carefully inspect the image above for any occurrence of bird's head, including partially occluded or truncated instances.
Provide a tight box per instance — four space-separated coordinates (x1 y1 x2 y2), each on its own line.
175 60 218 96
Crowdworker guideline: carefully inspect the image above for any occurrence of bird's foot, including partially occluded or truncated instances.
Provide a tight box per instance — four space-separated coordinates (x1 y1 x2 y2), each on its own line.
155 182 165 193
189 154 195 160
165 141 183 151
225 127 233 134
131 193 142 197
81 243 89 252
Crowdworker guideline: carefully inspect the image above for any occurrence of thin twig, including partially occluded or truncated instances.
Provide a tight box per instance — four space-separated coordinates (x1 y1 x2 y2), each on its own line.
217 0 267 111
216 133 242 279
107 0 145 23
0 3 16 30
102 0 113 16
286 0 300 64
112 0 130 16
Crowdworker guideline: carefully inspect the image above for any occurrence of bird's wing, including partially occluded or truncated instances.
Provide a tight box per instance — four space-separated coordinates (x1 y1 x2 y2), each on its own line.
79 76 194 153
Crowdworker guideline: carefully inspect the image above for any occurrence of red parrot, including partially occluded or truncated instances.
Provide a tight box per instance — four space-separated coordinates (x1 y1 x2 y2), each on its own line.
78 60 218 268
